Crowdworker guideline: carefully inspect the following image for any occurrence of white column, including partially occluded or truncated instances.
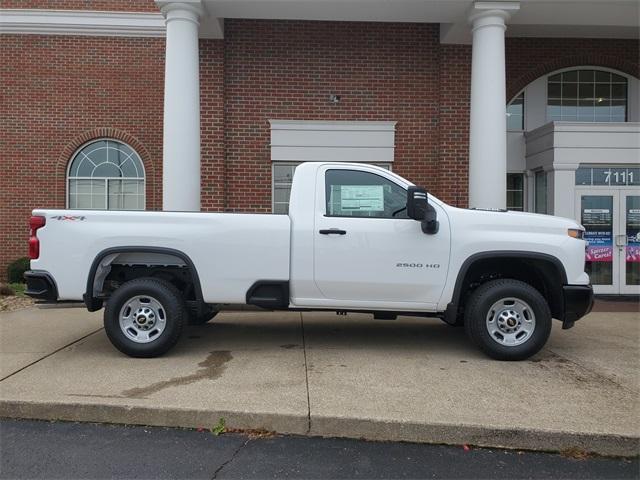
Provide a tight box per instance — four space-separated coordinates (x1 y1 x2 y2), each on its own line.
549 164 579 219
468 2 519 209
158 0 202 211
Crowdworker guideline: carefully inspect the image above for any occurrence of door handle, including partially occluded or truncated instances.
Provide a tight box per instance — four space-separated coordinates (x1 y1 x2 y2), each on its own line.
615 234 627 247
319 229 347 235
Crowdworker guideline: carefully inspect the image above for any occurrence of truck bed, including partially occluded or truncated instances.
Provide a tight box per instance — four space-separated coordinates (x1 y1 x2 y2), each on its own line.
31 209 291 303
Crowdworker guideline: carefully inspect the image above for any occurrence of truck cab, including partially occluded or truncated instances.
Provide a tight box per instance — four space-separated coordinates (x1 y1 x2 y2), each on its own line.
288 163 450 311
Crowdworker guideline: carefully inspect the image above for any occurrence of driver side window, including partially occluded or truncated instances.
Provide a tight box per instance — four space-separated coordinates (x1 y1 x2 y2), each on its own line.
325 169 408 219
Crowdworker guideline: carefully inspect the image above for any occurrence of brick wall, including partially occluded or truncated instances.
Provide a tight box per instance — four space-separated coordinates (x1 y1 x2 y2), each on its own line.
0 35 165 279
222 20 442 212
200 39 226 211
506 38 640 101
1 15 639 280
438 44 471 207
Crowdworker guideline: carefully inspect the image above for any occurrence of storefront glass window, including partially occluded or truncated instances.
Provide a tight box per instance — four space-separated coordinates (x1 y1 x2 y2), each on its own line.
506 173 524 211
534 171 547 214
582 195 614 285
626 195 640 286
507 93 524 130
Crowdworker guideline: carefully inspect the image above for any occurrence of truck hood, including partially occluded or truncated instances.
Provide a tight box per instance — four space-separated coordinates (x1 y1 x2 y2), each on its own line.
446 207 583 234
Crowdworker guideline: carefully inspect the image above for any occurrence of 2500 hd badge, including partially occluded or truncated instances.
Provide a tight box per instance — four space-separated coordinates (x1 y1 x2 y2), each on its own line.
396 263 441 268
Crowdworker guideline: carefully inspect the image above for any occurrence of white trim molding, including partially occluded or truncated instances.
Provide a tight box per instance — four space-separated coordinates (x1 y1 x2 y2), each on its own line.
0 9 166 37
269 120 397 163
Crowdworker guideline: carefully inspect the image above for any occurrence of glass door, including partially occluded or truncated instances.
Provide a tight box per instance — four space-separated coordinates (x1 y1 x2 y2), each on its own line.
576 189 640 294
576 190 618 294
620 191 640 294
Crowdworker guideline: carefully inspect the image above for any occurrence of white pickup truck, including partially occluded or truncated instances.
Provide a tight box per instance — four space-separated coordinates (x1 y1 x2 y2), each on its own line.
25 162 593 360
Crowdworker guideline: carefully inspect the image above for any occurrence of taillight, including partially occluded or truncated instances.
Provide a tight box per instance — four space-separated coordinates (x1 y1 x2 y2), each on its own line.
28 216 46 259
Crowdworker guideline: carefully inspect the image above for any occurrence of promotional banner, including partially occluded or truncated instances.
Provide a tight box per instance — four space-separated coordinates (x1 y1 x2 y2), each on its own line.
627 207 640 263
583 208 613 263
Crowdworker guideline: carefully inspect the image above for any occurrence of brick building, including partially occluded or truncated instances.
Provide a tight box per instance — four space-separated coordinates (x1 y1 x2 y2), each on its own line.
1 0 638 294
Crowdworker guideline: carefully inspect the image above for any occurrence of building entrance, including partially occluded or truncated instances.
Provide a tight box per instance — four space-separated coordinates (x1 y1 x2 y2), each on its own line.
576 188 640 295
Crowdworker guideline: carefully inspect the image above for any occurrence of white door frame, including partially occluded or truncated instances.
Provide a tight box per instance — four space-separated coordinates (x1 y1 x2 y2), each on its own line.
619 189 640 295
576 187 640 295
575 188 619 294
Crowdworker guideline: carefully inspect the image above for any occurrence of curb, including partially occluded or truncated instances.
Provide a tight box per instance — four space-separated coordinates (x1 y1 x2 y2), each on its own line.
310 415 640 457
1 400 638 457
0 400 308 436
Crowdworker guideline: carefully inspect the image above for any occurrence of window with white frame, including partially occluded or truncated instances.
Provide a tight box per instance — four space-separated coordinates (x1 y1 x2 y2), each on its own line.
547 69 628 122
507 92 524 130
534 170 547 214
67 139 145 210
506 173 525 211
273 162 391 214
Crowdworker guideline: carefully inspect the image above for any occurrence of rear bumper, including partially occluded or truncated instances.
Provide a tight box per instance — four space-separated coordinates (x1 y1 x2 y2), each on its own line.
24 270 58 302
561 284 594 329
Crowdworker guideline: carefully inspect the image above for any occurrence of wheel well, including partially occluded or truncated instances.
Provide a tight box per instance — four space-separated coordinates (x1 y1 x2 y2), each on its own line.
451 254 566 322
104 264 195 299
85 248 204 312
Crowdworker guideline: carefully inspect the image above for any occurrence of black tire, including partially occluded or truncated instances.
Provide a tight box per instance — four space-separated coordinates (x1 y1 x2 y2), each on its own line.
188 307 218 325
464 279 552 361
104 277 186 358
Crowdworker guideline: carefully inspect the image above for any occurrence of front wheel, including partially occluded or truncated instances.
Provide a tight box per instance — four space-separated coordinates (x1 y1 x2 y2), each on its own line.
464 279 552 361
104 278 186 358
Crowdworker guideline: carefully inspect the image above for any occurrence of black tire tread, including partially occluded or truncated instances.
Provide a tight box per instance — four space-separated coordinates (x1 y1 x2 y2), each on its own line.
464 279 551 361
104 277 185 358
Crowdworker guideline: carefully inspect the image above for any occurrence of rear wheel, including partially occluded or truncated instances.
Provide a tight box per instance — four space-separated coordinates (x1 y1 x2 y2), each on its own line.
464 279 551 361
104 277 185 358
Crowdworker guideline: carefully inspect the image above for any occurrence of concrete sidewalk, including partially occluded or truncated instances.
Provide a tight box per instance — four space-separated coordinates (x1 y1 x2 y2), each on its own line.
0 307 638 456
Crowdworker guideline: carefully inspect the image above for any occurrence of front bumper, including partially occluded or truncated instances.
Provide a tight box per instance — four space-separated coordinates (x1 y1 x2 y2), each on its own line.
24 270 58 302
561 284 594 329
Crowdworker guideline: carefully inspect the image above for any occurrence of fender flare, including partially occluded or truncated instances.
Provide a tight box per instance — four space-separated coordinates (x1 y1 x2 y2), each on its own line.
84 246 204 312
444 251 568 324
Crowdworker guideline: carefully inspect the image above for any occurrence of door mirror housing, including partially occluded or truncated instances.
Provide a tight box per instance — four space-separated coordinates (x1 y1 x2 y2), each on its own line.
406 186 439 235
407 186 428 221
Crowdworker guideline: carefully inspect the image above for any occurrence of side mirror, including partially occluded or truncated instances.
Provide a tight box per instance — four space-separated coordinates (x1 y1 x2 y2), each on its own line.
406 186 439 235
406 186 428 221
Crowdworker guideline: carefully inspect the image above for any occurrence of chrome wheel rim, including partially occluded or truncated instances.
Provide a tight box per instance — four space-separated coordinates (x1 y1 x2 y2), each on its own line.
485 297 536 347
119 295 167 344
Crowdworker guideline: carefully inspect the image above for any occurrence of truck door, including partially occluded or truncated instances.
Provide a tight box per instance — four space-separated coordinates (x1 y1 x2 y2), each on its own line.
313 166 450 308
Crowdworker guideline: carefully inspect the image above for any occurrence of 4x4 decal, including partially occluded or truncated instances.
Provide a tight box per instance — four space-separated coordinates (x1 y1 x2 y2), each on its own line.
50 215 86 221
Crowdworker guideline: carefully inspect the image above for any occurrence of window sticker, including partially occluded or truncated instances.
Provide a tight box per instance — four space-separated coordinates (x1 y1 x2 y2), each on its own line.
627 207 640 263
337 185 385 212
583 208 613 263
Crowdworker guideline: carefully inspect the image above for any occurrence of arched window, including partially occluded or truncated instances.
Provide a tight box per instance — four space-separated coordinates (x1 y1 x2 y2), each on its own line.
68 139 145 210
547 69 628 122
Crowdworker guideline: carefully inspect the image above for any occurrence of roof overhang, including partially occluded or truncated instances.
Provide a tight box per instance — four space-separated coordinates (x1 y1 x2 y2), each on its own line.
201 0 639 43
1 0 637 42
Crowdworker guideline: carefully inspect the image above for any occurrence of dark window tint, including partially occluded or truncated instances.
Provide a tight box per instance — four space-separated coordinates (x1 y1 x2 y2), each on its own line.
506 173 524 211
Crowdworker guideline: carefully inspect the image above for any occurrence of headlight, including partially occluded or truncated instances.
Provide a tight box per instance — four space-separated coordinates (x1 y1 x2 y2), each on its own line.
568 228 585 240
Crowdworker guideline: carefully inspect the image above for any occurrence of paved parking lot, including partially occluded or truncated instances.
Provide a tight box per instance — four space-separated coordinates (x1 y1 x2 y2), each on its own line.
2 419 638 479
0 306 638 456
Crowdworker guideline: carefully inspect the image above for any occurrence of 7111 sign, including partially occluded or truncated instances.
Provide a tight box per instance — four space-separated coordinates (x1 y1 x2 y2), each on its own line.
577 166 640 186
603 168 633 185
